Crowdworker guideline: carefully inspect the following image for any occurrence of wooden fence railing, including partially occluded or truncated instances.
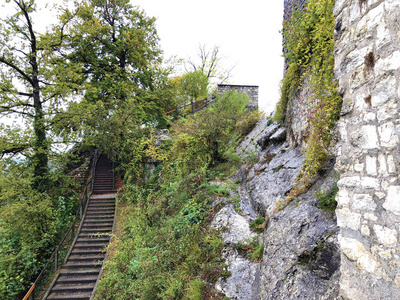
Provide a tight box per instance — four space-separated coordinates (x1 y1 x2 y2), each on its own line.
22 149 100 300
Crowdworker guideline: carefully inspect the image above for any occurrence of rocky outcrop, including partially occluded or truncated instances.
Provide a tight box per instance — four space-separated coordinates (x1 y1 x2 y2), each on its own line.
215 119 340 299
257 166 340 300
210 182 260 300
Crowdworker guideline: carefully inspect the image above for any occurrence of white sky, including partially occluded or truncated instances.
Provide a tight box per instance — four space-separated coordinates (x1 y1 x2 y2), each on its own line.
133 0 284 113
0 0 284 114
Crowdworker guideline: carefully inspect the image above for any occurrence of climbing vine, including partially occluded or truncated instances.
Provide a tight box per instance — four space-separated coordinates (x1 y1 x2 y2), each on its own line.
275 0 341 186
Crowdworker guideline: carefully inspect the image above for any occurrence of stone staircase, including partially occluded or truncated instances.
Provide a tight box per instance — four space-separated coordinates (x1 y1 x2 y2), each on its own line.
43 155 115 300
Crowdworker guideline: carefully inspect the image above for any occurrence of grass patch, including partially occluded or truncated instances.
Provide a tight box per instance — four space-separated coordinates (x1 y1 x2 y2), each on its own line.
235 237 264 262
250 217 267 233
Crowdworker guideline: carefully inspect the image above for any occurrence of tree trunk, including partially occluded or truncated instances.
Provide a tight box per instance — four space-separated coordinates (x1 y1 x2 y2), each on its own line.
32 87 49 192
30 19 49 192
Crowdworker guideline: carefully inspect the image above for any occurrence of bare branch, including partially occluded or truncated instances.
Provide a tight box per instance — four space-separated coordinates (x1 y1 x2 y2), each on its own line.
0 105 33 116
1 145 28 158
0 56 33 85
18 91 33 97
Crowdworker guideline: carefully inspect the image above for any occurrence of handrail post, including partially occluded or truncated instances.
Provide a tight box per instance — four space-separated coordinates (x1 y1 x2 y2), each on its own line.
112 161 115 193
79 198 83 219
54 246 58 272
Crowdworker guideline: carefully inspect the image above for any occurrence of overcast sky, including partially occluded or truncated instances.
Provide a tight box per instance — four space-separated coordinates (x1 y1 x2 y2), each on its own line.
133 0 284 113
1 0 284 114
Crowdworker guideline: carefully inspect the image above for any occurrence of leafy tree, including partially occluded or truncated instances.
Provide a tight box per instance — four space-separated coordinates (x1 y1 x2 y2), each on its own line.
172 91 248 163
180 70 208 103
0 0 78 191
52 0 172 153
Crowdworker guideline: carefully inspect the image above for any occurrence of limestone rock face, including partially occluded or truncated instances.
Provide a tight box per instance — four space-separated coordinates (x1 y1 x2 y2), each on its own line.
214 120 340 299
215 248 260 300
236 117 272 157
257 171 340 300
210 182 261 300
244 143 303 216
211 204 256 245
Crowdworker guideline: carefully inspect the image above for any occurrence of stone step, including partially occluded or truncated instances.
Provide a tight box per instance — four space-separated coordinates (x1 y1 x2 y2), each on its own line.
60 268 100 276
64 262 103 269
47 291 91 300
68 254 105 261
70 249 105 255
74 242 108 248
80 228 112 233
77 236 110 242
57 275 98 284
83 218 114 223
51 283 95 292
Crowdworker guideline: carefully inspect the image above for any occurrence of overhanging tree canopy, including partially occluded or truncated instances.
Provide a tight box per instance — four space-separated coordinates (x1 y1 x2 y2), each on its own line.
0 0 78 191
51 0 173 153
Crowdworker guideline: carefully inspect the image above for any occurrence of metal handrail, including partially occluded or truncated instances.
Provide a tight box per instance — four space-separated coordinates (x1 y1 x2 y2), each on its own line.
164 95 216 116
22 149 100 300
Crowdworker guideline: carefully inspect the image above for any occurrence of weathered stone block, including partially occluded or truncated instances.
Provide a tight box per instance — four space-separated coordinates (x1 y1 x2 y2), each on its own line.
373 225 397 246
356 251 379 274
350 125 379 149
353 194 377 211
354 163 364 172
337 208 361 230
361 225 371 236
337 188 350 206
387 155 396 174
366 155 377 175
378 122 398 148
338 176 361 188
375 51 400 73
360 177 380 189
383 186 400 215
364 212 378 222
378 154 388 175
339 235 369 261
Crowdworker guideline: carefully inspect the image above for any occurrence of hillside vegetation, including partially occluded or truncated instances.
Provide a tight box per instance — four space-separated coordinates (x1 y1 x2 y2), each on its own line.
0 0 244 298
94 91 262 299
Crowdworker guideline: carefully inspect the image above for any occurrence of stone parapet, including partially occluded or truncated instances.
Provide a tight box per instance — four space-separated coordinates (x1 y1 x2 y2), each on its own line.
217 84 258 109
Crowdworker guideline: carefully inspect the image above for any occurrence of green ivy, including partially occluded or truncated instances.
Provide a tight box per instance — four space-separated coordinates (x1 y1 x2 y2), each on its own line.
275 0 341 182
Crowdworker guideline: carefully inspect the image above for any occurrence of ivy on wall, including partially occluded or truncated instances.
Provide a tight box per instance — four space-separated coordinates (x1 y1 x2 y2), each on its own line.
274 0 341 185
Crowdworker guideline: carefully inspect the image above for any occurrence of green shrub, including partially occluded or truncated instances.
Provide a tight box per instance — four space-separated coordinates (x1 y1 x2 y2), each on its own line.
315 183 338 212
250 242 264 261
250 217 266 233
272 0 341 208
187 278 205 300
234 238 264 262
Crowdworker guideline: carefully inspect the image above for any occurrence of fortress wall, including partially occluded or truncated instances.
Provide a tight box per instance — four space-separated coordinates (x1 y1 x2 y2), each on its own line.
334 0 400 298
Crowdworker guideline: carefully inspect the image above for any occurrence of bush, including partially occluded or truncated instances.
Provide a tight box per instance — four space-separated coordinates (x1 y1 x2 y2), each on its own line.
250 217 266 233
315 183 338 212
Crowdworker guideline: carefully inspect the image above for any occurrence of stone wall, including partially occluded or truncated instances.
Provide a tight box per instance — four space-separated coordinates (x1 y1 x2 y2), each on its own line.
217 84 258 109
281 0 312 149
283 0 307 21
334 0 400 298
